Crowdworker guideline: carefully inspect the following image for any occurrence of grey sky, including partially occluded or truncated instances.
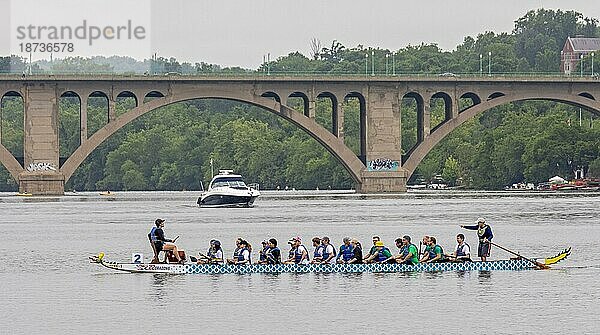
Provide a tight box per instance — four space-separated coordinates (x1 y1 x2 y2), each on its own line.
2 0 600 68
148 0 600 68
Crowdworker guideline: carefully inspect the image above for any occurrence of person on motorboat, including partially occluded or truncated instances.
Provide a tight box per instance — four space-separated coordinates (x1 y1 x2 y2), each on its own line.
347 238 363 264
227 238 243 264
284 236 309 264
461 217 493 261
265 238 281 264
365 240 392 263
336 237 355 264
420 236 445 263
148 218 183 264
321 236 336 264
446 234 472 262
310 237 325 264
258 240 270 263
232 239 251 265
362 235 381 262
196 239 224 264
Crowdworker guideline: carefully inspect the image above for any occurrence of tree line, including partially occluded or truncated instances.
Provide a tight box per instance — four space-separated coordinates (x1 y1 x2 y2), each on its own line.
1 8 600 191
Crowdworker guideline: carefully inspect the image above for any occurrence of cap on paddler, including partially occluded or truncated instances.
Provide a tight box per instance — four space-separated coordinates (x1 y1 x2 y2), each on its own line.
477 217 486 223
375 241 385 247
155 218 165 226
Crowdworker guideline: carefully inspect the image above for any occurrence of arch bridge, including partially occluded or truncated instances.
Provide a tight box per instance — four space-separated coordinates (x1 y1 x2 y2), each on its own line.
0 75 599 195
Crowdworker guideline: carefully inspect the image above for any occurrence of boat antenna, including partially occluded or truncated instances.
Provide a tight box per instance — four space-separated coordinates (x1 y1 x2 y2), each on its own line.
210 157 214 179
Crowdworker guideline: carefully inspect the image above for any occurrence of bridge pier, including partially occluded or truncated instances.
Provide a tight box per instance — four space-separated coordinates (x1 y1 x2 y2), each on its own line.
19 172 65 195
357 170 407 193
20 84 64 195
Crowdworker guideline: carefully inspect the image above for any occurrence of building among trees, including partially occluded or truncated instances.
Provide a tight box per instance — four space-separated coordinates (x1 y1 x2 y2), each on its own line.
560 36 600 74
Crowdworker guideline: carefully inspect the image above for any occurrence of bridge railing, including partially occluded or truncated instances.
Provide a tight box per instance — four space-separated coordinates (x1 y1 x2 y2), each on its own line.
0 70 599 80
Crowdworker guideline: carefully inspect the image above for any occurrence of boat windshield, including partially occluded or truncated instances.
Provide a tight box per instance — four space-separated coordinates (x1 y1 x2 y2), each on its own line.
211 177 247 188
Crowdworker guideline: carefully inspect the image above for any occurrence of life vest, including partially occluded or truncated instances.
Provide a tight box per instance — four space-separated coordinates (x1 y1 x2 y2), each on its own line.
376 247 390 262
477 225 492 241
340 244 354 261
267 247 281 264
456 243 470 257
294 245 309 263
149 227 158 242
313 245 324 259
428 245 443 260
322 244 336 260
260 246 270 262
237 247 250 263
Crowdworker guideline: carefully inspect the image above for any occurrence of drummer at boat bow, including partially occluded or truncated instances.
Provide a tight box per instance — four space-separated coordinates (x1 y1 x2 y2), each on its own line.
461 217 493 262
284 236 309 264
148 218 183 264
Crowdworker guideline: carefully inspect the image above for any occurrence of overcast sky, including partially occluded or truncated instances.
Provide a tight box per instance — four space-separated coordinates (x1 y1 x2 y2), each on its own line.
2 0 600 68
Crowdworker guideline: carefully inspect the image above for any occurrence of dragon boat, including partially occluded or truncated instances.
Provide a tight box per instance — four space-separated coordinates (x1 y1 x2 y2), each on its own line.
90 248 570 274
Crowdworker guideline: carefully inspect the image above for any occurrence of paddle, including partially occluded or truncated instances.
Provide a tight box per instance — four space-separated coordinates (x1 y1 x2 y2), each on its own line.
173 236 180 243
490 242 550 270
418 242 423 257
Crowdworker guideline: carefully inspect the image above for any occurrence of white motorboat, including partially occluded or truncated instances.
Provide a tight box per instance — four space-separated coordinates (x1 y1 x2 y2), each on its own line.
197 170 260 207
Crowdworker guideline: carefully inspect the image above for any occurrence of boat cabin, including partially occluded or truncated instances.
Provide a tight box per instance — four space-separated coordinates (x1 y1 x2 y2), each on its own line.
209 170 247 189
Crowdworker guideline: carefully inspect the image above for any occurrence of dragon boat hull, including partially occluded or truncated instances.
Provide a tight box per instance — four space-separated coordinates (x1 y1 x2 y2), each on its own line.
93 258 550 274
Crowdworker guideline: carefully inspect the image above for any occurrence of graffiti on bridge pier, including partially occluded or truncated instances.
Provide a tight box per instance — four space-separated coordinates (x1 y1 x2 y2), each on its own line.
367 158 399 171
26 162 57 172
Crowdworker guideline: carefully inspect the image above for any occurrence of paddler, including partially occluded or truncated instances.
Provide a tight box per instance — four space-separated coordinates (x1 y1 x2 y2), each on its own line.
365 240 392 263
310 237 325 264
258 240 270 263
226 238 243 264
148 218 183 264
362 236 381 262
461 217 493 261
446 234 472 262
265 238 282 264
336 237 354 264
348 238 363 264
197 239 224 264
394 235 419 265
420 236 445 263
232 239 251 265
321 236 336 264
284 236 309 264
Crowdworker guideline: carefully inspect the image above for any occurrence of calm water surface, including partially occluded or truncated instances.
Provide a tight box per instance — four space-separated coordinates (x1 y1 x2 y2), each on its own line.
0 190 599 334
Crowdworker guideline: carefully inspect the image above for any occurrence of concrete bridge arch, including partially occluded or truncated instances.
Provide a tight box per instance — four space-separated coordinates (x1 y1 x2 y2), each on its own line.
60 90 366 186
402 92 600 177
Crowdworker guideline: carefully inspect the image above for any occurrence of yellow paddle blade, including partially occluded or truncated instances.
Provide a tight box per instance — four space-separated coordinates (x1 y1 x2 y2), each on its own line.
98 252 105 261
544 247 571 265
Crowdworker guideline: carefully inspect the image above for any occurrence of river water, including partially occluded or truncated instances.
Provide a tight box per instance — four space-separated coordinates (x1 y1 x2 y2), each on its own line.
0 190 598 334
